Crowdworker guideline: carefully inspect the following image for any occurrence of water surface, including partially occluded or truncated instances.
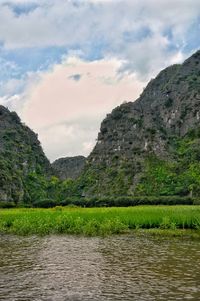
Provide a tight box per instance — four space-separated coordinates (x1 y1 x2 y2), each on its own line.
0 234 200 301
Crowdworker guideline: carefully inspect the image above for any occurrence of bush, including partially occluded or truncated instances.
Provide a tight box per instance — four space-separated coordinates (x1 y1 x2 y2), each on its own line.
0 201 16 208
33 199 58 208
59 195 194 208
193 198 200 205
164 97 173 108
26 195 196 208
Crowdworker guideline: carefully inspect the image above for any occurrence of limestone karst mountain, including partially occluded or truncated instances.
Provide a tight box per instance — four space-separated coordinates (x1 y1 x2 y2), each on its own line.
0 106 51 203
1 50 200 204
77 50 200 197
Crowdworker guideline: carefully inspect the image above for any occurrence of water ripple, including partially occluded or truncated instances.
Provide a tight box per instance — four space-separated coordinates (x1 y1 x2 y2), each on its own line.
0 234 200 300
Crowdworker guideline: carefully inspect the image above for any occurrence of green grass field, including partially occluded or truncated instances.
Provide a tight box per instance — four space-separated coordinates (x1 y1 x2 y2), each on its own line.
1 206 200 236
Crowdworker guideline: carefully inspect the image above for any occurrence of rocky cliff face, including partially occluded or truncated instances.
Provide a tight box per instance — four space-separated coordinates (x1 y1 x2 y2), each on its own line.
52 156 86 180
0 106 51 203
79 50 200 196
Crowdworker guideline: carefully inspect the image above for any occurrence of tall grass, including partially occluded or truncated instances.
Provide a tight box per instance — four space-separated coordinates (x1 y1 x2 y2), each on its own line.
1 206 200 236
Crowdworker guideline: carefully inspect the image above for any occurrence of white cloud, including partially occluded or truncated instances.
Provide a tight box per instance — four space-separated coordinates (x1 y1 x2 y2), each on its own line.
0 0 200 161
20 57 145 161
0 0 199 77
0 94 21 107
0 78 25 96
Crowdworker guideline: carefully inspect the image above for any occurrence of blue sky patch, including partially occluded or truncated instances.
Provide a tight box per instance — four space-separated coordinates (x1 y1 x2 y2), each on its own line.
3 2 39 16
0 46 67 80
123 27 152 43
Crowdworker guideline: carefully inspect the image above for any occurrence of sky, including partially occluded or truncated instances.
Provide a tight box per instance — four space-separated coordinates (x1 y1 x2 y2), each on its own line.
0 0 200 162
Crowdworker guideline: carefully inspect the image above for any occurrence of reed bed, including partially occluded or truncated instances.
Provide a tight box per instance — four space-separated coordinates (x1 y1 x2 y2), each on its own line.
0 206 200 236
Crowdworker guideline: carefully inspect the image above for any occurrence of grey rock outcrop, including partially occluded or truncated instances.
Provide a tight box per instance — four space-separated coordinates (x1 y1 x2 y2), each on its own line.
91 51 200 162
52 156 86 180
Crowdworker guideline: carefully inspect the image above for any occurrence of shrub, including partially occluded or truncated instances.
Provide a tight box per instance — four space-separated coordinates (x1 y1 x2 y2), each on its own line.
193 198 200 205
60 195 194 208
23 195 196 208
0 201 16 208
164 97 173 108
33 199 58 208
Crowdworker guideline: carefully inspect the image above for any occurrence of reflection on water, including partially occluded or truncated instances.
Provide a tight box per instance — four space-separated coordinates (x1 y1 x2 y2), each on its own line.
0 234 200 301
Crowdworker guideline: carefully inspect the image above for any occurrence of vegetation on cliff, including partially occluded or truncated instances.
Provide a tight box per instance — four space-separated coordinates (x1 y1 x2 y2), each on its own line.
0 106 51 204
73 50 200 198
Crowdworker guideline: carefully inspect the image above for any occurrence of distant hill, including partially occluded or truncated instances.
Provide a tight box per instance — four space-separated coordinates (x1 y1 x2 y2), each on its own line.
52 156 86 180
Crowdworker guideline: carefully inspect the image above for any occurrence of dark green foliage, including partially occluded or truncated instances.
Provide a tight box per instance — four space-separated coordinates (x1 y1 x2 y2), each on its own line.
31 195 194 208
134 129 200 197
0 106 51 204
33 199 58 208
0 201 15 208
24 172 48 202
73 162 133 197
164 97 173 108
0 195 197 208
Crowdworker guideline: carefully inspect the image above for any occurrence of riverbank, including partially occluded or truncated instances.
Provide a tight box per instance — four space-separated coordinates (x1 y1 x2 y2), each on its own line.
0 206 200 236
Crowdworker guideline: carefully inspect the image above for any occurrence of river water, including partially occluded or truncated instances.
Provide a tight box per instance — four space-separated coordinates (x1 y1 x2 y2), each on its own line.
0 234 200 301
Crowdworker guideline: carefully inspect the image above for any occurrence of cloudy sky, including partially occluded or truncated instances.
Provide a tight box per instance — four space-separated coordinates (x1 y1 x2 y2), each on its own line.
0 0 200 161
